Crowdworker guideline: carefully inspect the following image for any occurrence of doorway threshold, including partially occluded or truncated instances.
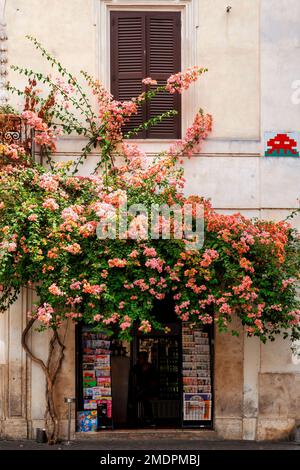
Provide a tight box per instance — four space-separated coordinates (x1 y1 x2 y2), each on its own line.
75 429 220 441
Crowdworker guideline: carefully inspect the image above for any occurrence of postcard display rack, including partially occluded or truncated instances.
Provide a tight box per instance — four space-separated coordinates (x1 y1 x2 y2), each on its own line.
77 327 113 432
182 323 212 427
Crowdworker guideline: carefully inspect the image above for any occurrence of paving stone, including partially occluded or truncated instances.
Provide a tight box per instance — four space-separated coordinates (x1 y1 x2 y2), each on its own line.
0 439 299 450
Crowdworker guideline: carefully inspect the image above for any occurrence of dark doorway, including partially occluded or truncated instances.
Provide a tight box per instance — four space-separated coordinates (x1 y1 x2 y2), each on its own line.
127 297 182 428
76 297 214 431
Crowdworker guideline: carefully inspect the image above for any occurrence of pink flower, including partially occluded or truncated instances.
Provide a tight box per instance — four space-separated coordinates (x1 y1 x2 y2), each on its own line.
129 250 139 259
64 243 82 254
198 313 213 324
246 327 255 335
91 202 116 219
93 314 102 322
0 143 25 161
166 66 207 94
66 296 82 305
175 300 191 317
108 258 127 268
65 312 82 319
180 300 190 309
22 111 57 151
239 257 254 273
219 303 232 315
120 315 132 330
79 221 97 237
124 282 133 290
143 247 157 257
257 303 265 317
7 242 17 252
142 77 157 86
82 283 105 295
155 293 165 300
200 249 219 268
42 198 59 211
173 293 181 300
96 88 138 145
145 257 165 273
103 313 120 325
48 283 65 296
138 320 152 333
54 77 75 95
28 214 38 222
282 278 296 289
121 143 146 169
289 310 300 325
39 173 59 192
233 276 252 294
254 319 263 331
241 232 255 246
70 280 82 290
36 303 54 325
133 279 149 291
168 110 212 158
128 214 148 240
269 304 282 312
61 205 84 221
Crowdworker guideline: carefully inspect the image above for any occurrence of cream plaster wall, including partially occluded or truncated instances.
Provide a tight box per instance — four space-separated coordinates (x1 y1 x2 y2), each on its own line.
252 2 300 439
7 0 260 143
7 0 96 83
197 0 260 140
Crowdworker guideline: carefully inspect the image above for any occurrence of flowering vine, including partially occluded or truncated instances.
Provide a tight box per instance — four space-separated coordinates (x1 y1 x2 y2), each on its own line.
0 147 299 343
1 37 299 444
1 37 299 344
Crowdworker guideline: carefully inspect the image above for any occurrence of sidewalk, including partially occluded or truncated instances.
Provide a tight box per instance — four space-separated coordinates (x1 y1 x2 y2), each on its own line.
0 438 299 450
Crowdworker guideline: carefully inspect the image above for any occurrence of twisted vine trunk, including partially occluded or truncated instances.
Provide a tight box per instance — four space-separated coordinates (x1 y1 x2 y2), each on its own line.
21 318 66 444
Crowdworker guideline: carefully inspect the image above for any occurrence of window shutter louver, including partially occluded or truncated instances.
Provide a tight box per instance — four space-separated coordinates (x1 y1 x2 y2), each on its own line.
111 11 181 139
111 12 147 138
146 13 181 139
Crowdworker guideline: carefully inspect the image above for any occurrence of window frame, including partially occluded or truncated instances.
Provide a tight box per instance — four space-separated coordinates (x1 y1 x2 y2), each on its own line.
95 0 199 143
110 10 182 139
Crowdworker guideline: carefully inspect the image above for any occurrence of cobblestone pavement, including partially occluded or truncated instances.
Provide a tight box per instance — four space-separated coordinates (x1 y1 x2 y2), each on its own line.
0 439 299 450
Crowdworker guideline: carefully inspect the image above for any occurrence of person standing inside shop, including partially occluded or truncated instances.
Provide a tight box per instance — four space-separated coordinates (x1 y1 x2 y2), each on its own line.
132 351 158 426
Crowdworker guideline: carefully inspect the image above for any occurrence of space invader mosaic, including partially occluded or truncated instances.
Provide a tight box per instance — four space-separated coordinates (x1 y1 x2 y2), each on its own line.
264 132 300 157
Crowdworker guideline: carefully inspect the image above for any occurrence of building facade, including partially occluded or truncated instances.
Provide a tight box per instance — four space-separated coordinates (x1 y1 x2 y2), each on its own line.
0 0 300 440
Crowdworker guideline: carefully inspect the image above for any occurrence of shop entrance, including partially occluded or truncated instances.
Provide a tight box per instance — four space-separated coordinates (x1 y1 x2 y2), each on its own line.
76 300 214 431
127 322 181 428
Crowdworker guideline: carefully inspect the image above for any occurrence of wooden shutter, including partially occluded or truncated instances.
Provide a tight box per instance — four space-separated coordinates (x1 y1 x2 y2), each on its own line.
146 12 181 139
111 12 147 138
111 11 181 139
